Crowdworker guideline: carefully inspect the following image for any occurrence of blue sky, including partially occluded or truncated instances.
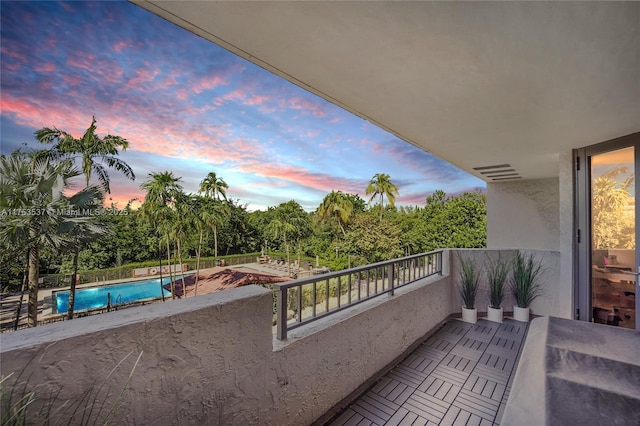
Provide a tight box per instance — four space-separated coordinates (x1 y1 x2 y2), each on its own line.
0 1 484 211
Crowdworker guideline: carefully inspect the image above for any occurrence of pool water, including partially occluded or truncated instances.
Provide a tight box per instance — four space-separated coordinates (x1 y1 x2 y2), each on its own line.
54 277 174 314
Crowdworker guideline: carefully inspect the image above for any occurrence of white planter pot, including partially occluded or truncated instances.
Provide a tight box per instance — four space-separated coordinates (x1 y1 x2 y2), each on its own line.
462 307 477 324
513 306 530 322
487 306 503 323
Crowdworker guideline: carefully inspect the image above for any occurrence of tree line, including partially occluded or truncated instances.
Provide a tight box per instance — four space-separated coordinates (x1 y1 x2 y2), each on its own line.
0 117 486 327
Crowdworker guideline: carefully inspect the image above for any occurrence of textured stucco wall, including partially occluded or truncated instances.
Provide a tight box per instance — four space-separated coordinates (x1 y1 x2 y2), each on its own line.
557 150 575 319
487 178 560 251
1 273 453 425
521 249 562 318
1 286 276 425
486 176 573 319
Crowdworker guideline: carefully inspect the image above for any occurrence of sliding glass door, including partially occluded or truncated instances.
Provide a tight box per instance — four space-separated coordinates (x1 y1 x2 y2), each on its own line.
576 133 639 330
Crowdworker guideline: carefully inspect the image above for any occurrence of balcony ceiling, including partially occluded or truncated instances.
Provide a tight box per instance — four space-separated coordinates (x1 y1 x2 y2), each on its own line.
134 1 640 182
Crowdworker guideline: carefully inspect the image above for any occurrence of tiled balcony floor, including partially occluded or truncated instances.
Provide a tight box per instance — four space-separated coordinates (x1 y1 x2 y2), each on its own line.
328 318 529 426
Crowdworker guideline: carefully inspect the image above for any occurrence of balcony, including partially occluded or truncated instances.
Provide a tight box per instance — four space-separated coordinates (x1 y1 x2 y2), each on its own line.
327 318 528 426
1 249 638 425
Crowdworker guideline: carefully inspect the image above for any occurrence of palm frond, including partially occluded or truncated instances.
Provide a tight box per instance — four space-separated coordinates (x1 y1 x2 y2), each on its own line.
92 163 111 193
103 156 135 181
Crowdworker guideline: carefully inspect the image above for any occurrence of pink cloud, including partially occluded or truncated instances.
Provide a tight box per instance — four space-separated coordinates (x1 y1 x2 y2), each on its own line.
1 46 27 61
369 140 385 154
176 88 189 100
2 87 263 172
182 104 216 117
123 68 159 90
193 74 227 94
103 114 258 168
34 62 56 72
246 94 270 106
163 70 182 87
288 96 326 117
106 193 144 210
67 52 97 73
87 61 125 87
2 88 369 210
213 85 277 111
3 62 21 72
397 193 428 205
214 88 246 105
38 79 54 92
62 74 83 86
1 97 44 124
112 40 134 53
238 162 362 194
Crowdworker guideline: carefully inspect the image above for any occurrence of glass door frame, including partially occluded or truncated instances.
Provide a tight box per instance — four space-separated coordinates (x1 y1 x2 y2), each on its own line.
575 132 640 328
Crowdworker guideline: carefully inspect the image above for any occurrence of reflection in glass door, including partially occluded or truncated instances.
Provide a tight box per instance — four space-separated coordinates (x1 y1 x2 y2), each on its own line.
590 146 637 329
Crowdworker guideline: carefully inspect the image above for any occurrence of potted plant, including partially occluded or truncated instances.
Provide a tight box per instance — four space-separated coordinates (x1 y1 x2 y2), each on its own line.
509 251 545 322
458 255 480 323
486 255 509 323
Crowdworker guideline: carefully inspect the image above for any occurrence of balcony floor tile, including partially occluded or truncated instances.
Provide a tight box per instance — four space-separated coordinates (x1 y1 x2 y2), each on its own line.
327 319 528 426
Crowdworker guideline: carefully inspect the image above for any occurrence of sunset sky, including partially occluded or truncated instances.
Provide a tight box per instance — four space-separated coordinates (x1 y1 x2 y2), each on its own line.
0 1 484 211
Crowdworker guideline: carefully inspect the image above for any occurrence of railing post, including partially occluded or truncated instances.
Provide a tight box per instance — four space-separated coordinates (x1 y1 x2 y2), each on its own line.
388 262 395 296
437 251 443 274
276 285 288 340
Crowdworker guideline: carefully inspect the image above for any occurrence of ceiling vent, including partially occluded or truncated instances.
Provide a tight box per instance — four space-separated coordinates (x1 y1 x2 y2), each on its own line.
472 164 522 181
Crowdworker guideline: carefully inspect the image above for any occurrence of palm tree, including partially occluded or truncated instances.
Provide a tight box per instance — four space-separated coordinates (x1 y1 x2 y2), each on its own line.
317 190 353 236
140 172 183 299
0 151 31 260
141 171 183 207
206 199 231 260
36 116 135 193
59 189 110 320
266 201 310 276
199 172 228 200
1 151 33 329
0 151 103 326
185 195 206 296
199 172 229 258
365 173 399 219
171 192 192 296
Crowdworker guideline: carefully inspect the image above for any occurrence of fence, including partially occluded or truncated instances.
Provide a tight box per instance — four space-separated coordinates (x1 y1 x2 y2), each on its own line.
39 254 261 289
275 250 443 340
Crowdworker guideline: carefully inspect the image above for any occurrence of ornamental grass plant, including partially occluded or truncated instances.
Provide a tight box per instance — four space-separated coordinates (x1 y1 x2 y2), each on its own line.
509 251 545 308
1 351 142 426
486 255 510 309
457 255 480 310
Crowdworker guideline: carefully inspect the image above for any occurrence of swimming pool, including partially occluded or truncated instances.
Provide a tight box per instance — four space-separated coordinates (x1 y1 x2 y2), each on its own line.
54 277 174 314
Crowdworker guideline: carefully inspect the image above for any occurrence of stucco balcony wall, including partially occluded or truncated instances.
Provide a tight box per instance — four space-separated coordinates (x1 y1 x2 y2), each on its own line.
0 261 453 425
